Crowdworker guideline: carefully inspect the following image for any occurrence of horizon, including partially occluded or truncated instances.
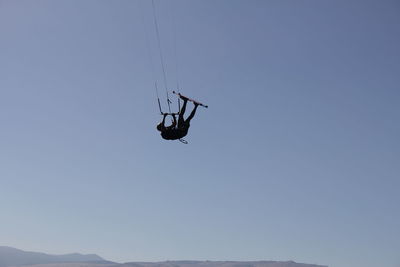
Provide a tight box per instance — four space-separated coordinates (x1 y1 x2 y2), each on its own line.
0 245 315 263
0 245 324 265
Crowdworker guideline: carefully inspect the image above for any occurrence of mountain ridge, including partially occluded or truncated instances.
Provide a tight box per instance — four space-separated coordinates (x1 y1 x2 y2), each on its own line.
120 261 327 267
0 246 109 267
0 247 326 267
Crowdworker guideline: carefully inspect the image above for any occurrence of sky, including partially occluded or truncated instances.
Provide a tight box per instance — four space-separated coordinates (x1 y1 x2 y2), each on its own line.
0 0 399 267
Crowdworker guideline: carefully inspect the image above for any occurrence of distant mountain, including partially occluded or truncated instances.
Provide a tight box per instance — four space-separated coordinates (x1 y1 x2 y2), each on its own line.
120 261 326 267
0 247 326 267
1 264 325 267
0 246 110 267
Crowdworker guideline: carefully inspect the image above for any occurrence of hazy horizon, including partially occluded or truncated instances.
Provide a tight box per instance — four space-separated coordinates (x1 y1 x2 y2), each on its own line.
0 245 327 266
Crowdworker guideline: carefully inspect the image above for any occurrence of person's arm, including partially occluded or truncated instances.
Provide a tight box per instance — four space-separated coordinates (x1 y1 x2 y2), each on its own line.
162 114 168 126
157 114 168 132
171 114 177 127
165 115 177 130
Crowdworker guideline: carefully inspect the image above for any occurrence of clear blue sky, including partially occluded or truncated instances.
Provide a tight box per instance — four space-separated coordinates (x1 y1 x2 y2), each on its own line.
1 1 399 267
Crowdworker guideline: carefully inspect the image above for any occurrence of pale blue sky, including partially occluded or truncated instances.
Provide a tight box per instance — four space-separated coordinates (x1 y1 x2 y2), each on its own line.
0 1 399 267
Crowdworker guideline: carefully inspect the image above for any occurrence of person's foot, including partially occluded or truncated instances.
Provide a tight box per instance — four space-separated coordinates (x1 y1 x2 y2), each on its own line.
179 95 189 101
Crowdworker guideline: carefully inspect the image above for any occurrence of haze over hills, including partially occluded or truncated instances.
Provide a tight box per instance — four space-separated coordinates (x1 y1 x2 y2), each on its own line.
0 246 110 267
120 261 327 267
0 247 327 267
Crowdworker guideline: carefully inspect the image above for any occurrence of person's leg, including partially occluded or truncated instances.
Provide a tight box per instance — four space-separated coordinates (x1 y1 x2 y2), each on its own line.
178 99 188 125
186 103 199 123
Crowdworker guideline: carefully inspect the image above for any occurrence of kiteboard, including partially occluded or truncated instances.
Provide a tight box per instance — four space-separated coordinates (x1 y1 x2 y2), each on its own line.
172 91 208 108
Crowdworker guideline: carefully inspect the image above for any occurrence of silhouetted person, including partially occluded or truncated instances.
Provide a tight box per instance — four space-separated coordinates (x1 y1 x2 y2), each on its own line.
157 96 199 141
